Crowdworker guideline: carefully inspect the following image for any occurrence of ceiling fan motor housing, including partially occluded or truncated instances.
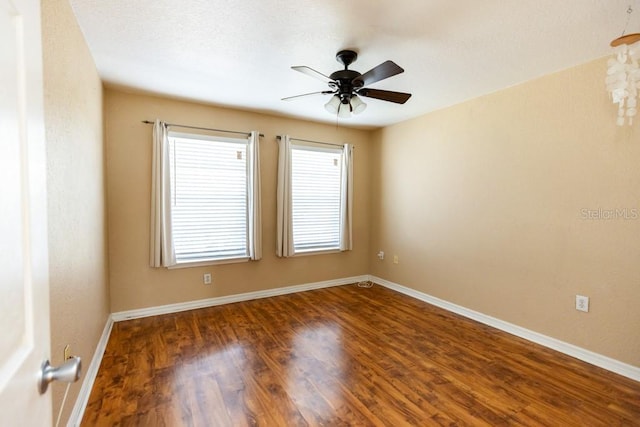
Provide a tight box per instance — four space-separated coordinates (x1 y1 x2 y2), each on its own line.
330 69 363 103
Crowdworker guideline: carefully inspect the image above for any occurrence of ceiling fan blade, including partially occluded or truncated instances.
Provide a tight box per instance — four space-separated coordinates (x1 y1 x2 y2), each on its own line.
291 66 333 83
354 60 404 87
358 88 412 104
281 91 334 101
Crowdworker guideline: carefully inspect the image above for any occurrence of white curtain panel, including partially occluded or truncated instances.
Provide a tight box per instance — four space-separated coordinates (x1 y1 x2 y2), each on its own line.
248 131 262 260
339 144 353 251
149 119 176 267
276 135 295 257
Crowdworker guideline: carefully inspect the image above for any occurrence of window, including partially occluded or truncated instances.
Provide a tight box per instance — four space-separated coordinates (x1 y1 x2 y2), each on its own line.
149 119 261 268
291 145 342 252
276 135 353 257
168 132 249 263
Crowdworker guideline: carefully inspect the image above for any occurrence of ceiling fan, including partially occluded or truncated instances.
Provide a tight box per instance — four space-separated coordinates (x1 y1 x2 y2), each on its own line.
282 50 412 118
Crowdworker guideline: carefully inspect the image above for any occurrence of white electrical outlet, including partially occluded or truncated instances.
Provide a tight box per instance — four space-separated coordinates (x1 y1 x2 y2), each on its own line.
203 273 212 285
377 251 384 260
576 295 589 312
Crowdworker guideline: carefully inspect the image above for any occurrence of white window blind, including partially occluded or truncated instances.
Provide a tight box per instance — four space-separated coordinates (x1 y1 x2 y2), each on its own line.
291 145 342 253
168 133 248 263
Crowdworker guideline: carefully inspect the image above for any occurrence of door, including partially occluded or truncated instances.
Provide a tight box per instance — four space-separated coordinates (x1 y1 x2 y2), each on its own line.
0 0 52 425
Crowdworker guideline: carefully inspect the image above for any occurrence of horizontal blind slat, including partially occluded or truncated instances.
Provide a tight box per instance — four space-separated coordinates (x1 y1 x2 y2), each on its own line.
169 135 249 263
290 146 342 253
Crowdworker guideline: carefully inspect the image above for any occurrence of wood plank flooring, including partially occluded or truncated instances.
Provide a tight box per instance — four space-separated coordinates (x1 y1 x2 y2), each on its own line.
82 284 640 426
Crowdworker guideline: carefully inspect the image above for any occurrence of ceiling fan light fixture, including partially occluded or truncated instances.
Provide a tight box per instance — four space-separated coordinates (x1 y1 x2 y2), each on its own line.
350 95 367 114
324 95 341 114
338 102 352 118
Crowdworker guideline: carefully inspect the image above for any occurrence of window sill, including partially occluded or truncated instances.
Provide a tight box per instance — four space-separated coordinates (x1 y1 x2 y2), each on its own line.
292 248 343 257
168 256 250 269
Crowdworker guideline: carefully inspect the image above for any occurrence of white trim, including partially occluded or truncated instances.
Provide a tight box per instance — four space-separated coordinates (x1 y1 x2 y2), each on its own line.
371 275 640 382
111 275 369 322
67 315 114 427
167 256 250 269
66 273 639 426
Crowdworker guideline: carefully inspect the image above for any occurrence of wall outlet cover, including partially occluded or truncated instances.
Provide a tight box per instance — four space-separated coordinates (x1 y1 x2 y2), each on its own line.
576 295 589 312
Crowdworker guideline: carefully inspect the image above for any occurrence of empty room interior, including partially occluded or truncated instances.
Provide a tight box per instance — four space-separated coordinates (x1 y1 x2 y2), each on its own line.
11 0 640 425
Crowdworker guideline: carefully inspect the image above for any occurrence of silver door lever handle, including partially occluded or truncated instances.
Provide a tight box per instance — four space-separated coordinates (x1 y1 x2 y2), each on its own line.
38 356 82 394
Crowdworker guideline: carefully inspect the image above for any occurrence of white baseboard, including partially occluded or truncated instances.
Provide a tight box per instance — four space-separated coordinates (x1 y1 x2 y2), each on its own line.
67 314 114 427
371 275 640 382
66 273 638 425
111 275 370 322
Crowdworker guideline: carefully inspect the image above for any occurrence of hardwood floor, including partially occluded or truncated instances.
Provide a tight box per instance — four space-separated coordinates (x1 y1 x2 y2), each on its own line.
82 284 640 426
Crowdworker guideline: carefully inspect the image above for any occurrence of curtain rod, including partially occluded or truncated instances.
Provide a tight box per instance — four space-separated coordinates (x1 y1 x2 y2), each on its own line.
142 120 264 138
276 135 347 148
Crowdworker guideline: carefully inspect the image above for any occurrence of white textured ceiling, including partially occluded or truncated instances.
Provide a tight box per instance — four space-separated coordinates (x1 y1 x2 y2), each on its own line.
69 0 639 129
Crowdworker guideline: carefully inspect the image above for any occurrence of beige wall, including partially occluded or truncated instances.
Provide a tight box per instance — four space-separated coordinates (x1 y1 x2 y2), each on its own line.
370 57 640 366
38 2 639 419
42 0 110 423
104 89 371 312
